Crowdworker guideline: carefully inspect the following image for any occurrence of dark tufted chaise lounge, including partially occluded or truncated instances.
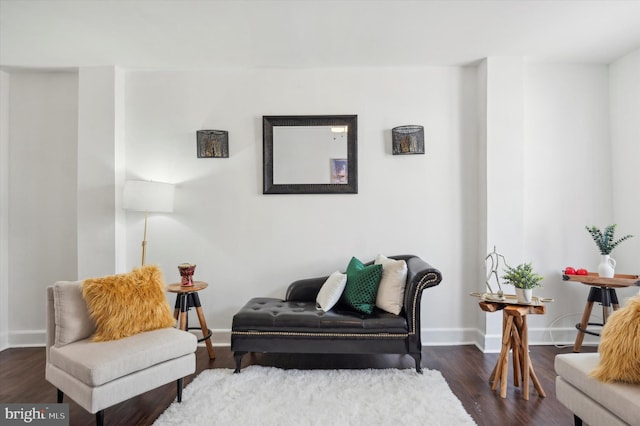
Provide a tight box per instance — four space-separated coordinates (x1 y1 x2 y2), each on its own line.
231 255 442 373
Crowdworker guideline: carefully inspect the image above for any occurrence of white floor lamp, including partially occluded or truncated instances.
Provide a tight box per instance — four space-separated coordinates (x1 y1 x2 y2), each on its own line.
123 180 175 266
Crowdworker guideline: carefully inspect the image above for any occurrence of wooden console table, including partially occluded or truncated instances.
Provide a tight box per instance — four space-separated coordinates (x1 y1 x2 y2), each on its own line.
562 272 639 352
479 300 547 400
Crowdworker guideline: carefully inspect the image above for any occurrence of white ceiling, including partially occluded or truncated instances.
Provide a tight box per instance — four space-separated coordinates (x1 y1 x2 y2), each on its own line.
1 0 640 69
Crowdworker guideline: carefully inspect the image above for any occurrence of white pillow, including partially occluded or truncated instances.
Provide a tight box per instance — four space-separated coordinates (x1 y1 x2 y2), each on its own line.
374 254 408 315
316 271 348 312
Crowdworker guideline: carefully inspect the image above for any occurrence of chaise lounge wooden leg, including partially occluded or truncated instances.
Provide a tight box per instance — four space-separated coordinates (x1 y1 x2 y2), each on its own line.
96 410 104 426
574 414 583 426
177 378 184 402
410 353 423 374
57 388 64 403
234 352 246 373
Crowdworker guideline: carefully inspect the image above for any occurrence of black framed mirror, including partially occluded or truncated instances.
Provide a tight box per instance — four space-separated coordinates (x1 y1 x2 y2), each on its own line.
263 115 358 194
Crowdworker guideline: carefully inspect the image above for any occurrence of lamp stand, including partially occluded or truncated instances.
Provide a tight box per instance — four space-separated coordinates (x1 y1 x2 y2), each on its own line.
141 210 148 266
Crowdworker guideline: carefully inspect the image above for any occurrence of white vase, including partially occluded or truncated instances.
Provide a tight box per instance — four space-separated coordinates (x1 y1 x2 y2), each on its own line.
515 288 533 304
597 255 616 278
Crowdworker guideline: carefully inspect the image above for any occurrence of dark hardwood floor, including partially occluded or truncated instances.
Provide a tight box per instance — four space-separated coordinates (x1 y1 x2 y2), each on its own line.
0 345 595 425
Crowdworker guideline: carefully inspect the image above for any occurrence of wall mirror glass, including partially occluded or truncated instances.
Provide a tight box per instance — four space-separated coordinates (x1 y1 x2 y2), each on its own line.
263 115 358 194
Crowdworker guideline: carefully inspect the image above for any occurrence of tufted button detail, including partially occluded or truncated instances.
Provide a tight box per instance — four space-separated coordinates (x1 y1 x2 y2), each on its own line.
234 297 410 335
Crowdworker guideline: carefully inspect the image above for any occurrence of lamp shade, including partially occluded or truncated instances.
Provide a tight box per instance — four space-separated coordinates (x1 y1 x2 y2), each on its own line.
123 180 175 213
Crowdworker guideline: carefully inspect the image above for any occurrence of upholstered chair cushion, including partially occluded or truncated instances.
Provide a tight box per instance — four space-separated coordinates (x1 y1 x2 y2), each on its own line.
53 281 95 347
49 328 196 387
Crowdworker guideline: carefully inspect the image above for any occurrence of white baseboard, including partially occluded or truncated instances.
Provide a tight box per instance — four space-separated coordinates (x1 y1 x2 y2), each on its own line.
461 326 600 353
200 329 230 346
8 330 45 347
0 330 8 352
420 327 478 346
4 327 602 351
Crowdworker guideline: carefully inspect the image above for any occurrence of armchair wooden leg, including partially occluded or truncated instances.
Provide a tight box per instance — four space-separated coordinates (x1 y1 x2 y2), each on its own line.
177 378 184 403
96 410 104 426
573 414 583 426
56 388 64 403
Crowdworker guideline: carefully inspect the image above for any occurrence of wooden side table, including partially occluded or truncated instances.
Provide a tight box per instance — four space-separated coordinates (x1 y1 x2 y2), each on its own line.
562 272 640 352
168 282 216 359
480 301 547 400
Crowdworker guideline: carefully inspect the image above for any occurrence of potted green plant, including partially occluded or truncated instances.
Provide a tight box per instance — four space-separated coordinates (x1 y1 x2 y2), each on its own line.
585 224 634 278
502 262 543 304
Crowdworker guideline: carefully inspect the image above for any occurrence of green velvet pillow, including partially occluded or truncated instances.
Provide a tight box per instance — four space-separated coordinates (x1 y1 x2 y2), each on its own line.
342 257 383 315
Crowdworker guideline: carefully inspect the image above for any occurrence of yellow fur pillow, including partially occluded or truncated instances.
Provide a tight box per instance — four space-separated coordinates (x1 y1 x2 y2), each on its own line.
590 294 640 384
82 265 175 342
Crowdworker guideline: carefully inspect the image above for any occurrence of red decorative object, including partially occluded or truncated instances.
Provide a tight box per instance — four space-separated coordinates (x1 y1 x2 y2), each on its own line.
178 263 196 286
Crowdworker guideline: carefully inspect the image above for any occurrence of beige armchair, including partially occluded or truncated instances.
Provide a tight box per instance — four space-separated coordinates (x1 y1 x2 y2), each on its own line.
46 281 197 425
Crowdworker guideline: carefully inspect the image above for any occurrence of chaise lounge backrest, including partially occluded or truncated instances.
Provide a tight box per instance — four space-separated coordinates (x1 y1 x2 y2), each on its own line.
284 254 442 338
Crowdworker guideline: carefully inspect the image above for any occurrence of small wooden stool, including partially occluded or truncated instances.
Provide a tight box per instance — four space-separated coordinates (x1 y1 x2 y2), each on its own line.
562 273 639 352
573 286 619 352
168 282 216 359
481 301 546 400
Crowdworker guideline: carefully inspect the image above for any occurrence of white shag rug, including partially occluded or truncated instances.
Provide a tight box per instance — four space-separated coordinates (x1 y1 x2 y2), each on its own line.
154 366 476 426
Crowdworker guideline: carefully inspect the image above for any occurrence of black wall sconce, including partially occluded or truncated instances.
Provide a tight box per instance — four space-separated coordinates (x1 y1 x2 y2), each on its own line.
197 130 229 158
392 125 424 155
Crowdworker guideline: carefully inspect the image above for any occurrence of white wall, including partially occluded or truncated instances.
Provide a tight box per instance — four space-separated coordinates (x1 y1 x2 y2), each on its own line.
124 67 480 344
2 60 633 349
475 60 488 347
610 49 640 275
0 70 9 350
523 63 620 345
472 60 616 350
485 58 526 264
7 72 78 346
479 57 527 351
76 67 127 278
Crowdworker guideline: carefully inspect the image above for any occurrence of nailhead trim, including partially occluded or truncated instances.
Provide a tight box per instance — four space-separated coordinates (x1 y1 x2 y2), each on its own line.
409 272 439 335
232 331 408 338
